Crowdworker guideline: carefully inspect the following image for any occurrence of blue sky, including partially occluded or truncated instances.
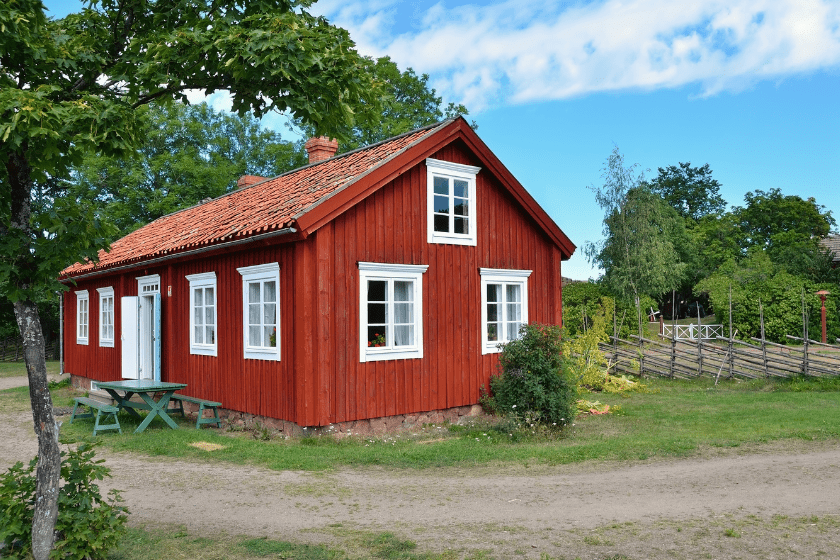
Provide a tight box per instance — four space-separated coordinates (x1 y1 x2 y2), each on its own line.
45 0 840 280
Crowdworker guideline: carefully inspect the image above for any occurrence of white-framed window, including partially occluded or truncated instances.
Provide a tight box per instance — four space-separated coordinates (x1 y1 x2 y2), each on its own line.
480 268 531 355
359 262 429 362
186 272 217 357
76 290 89 345
237 263 280 361
426 158 481 246
96 287 114 347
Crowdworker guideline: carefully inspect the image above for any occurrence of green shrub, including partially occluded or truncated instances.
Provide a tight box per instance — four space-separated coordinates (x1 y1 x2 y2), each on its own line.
0 443 129 559
563 281 656 339
487 324 577 427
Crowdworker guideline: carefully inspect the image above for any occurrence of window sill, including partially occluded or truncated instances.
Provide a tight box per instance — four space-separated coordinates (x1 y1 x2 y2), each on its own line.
429 233 477 246
361 347 423 363
190 346 217 357
244 349 279 361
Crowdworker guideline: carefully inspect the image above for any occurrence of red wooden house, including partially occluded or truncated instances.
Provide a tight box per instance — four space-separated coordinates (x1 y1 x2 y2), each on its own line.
61 117 575 432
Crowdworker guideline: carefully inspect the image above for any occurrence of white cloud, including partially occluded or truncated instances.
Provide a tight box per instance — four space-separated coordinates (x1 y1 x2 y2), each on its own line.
319 0 840 111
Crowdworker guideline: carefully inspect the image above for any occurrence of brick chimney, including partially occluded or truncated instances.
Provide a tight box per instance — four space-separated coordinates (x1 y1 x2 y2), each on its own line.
304 136 338 163
237 175 267 189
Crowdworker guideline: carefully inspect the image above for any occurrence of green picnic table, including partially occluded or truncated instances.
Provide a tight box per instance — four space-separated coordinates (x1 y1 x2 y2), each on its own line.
96 379 187 434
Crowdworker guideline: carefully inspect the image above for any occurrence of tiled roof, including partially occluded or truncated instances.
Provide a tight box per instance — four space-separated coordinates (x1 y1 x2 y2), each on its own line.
819 235 840 262
62 123 446 277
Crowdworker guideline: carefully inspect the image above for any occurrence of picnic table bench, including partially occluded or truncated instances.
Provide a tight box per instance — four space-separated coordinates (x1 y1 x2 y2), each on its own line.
71 397 122 436
167 394 222 429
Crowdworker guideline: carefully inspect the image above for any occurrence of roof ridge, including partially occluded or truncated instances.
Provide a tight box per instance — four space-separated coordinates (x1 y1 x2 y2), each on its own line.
291 119 455 222
147 119 455 224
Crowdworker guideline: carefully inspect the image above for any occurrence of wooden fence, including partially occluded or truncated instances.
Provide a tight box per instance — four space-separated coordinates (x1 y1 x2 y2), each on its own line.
0 337 57 362
601 335 840 380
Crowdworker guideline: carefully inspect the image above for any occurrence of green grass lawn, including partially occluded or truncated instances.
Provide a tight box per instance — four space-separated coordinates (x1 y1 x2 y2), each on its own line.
21 373 836 472
0 360 61 379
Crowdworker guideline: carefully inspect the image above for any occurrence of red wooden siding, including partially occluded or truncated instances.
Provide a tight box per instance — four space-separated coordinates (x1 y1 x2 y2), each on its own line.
64 244 300 423
296 139 564 426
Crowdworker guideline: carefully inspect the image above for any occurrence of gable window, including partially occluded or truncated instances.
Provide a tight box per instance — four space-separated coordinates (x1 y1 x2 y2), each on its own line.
480 268 531 354
359 262 428 362
237 263 280 361
426 158 480 246
76 290 89 345
96 287 114 347
186 272 217 357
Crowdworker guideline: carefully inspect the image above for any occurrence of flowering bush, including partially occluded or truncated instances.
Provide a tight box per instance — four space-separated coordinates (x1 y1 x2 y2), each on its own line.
485 324 577 427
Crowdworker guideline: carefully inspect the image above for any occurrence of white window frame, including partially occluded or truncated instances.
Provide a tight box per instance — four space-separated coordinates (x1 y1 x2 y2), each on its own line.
480 268 531 355
359 262 429 363
186 272 217 357
76 290 89 345
96 287 115 348
426 158 480 246
237 263 280 361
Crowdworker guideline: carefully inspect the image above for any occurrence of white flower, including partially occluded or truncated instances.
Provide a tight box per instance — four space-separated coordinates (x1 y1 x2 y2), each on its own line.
512 405 517 409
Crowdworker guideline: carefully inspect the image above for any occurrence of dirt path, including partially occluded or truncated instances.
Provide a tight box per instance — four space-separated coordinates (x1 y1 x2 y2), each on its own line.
3 380 840 559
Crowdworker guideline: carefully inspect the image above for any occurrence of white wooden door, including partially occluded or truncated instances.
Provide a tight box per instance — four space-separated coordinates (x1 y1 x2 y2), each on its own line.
121 296 139 379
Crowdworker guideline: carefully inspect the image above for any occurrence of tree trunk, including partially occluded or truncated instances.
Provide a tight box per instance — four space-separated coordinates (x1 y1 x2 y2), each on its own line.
5 146 61 560
15 300 61 560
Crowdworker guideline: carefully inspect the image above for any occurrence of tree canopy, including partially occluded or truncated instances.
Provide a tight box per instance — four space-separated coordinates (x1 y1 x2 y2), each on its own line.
65 101 307 235
296 55 474 154
647 162 726 221
585 147 691 307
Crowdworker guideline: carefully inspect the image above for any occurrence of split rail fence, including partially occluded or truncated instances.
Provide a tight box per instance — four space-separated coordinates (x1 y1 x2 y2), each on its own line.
0 337 57 362
601 335 840 380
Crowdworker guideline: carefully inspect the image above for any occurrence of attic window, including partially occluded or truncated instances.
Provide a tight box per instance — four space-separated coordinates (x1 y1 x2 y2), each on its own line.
426 158 481 246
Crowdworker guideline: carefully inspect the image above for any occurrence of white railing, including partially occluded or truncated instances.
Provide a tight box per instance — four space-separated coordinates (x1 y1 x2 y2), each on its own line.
662 324 724 340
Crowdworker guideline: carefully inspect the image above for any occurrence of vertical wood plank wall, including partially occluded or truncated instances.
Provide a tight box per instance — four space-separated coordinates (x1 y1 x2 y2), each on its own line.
63 139 565 427
298 140 564 426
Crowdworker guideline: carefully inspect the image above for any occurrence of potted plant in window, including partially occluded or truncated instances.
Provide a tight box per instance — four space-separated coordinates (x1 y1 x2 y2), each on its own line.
368 333 386 347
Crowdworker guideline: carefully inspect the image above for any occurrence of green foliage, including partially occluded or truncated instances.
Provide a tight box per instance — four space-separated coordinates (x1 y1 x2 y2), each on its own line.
1 0 381 301
488 324 577 426
696 251 840 343
563 304 610 389
297 55 474 154
647 161 726 221
584 147 692 304
0 444 128 559
66 101 307 236
735 189 835 254
562 281 655 339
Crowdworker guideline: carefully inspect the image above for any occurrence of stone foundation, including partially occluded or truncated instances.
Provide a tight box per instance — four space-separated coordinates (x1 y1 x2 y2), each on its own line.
70 374 487 439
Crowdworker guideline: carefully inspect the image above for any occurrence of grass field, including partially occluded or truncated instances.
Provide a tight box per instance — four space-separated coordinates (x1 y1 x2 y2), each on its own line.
4 366 834 471
0 360 61 379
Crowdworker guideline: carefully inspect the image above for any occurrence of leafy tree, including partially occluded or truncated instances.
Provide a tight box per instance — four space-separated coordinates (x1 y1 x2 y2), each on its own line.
298 55 473 153
0 1 380 557
584 147 692 320
647 162 726 221
66 101 307 235
735 189 834 254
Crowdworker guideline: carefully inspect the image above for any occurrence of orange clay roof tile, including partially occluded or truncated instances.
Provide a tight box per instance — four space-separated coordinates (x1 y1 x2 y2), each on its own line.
62 124 443 277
